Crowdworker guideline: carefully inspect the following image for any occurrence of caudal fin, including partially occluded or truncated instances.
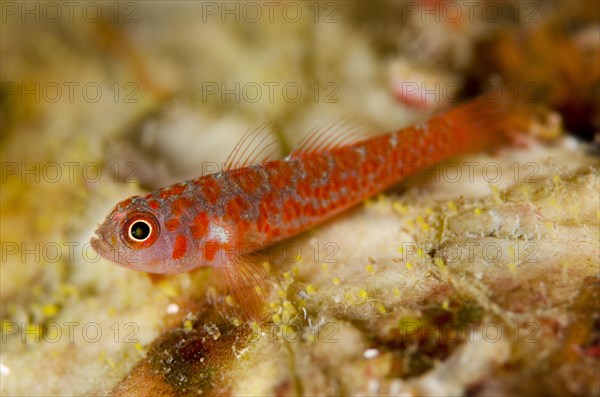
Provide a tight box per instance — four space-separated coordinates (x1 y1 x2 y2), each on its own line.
432 93 534 156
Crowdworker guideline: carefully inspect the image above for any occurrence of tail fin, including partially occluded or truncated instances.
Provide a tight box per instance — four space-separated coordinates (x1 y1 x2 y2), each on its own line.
385 92 545 180
430 93 532 156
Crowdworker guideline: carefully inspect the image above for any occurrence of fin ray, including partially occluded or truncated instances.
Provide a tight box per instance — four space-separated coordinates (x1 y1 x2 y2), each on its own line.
224 122 281 170
289 115 381 158
210 257 268 320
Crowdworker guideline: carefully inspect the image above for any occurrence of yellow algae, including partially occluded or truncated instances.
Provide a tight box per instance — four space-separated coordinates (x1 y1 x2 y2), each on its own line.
393 201 409 215
46 325 60 340
105 357 116 368
183 320 193 332
474 207 482 216
23 323 42 342
490 185 503 204
441 299 450 310
158 281 179 298
281 310 292 323
282 301 295 312
41 304 59 317
433 257 447 273
552 174 562 188
358 289 369 301
416 216 430 231
365 264 374 274
261 261 271 272
519 185 531 200
332 277 341 286
398 316 423 334
375 302 387 314
344 293 356 305
281 324 297 340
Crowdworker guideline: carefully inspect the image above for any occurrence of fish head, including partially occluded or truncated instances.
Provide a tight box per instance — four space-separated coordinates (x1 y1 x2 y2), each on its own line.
91 194 207 274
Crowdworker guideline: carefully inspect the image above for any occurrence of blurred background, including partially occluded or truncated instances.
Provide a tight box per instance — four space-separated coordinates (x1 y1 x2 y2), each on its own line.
1 1 599 396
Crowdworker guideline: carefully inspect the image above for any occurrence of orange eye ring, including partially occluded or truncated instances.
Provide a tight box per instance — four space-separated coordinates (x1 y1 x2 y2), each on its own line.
121 212 160 249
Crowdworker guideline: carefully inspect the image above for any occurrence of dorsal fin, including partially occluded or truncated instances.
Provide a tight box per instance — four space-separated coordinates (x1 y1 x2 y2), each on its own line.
288 116 381 158
224 122 282 170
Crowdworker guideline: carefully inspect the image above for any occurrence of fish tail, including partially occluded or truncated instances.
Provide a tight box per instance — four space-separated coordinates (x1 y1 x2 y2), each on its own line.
435 93 533 155
440 96 511 154
397 94 532 170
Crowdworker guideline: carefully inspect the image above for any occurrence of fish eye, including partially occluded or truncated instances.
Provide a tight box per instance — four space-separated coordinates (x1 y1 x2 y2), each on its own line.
121 212 160 249
129 220 152 242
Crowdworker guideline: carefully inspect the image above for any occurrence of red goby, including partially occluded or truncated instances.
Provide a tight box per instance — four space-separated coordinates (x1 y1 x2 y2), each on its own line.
92 96 519 314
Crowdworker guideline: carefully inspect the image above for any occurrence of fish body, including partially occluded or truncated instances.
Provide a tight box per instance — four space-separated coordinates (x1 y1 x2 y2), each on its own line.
92 97 516 286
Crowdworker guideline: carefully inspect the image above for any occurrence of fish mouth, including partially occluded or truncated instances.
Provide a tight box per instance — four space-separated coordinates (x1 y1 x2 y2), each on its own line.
90 231 112 259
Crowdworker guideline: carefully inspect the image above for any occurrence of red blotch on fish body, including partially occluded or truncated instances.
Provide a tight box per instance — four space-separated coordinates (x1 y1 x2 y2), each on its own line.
315 185 329 201
336 150 356 170
202 178 222 204
159 184 186 199
304 202 316 217
282 198 299 223
172 234 188 260
191 212 209 239
316 157 332 181
234 169 261 194
202 241 219 262
268 163 293 190
360 158 376 179
256 191 277 234
256 205 269 234
165 218 180 231
225 196 247 221
119 197 135 209
148 200 160 210
236 219 251 242
338 192 350 206
296 179 312 200
172 197 193 217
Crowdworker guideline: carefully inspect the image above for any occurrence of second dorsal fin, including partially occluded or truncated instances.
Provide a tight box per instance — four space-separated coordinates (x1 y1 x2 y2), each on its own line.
288 116 381 158
224 122 282 170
